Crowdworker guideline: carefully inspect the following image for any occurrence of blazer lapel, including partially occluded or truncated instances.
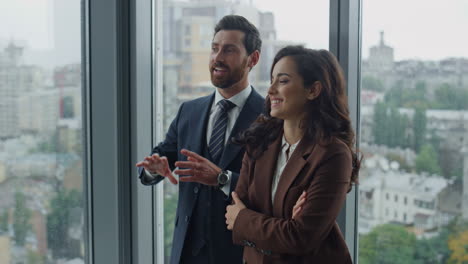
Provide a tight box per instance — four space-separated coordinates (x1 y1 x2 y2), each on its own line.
253 135 282 215
188 93 214 155
273 135 315 217
219 90 263 168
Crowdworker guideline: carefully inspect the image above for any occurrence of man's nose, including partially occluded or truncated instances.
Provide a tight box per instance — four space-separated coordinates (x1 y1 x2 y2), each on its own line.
213 50 224 62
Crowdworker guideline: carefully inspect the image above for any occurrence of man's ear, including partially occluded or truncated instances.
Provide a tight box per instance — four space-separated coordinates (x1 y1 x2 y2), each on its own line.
248 50 260 69
306 81 322 100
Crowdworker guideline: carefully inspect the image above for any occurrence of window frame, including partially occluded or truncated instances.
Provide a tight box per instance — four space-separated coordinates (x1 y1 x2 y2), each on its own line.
80 0 366 263
330 0 362 262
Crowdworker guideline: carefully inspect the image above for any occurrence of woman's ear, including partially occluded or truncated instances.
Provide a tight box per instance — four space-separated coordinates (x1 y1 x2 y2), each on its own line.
306 81 322 100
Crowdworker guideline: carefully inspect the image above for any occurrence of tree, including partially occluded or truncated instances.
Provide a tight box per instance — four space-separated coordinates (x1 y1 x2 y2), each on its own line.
362 75 385 91
434 83 468 110
0 210 8 233
412 107 427 152
414 235 449 264
13 192 32 246
47 189 82 259
415 144 441 175
359 224 416 264
372 102 409 148
164 192 178 259
384 80 404 107
372 102 388 145
447 230 468 264
27 249 45 264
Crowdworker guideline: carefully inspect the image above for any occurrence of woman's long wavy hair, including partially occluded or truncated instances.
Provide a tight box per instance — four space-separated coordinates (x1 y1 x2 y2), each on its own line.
234 45 361 186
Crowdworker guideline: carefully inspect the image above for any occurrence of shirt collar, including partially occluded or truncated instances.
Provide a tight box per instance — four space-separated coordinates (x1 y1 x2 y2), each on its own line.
281 135 301 152
213 84 252 109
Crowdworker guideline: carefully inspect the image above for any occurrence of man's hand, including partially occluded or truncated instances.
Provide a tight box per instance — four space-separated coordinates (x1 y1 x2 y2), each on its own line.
174 149 221 186
292 191 307 219
225 192 246 230
135 154 178 184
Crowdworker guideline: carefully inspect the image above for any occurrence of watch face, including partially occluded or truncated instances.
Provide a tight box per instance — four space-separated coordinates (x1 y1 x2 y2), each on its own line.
218 172 228 185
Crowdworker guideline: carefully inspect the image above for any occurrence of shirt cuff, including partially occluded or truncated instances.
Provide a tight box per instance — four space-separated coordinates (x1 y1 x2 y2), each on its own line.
145 169 157 179
221 170 232 196
144 168 178 179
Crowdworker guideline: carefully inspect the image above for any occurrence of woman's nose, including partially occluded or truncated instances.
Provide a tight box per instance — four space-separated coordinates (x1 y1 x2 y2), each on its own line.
268 83 277 95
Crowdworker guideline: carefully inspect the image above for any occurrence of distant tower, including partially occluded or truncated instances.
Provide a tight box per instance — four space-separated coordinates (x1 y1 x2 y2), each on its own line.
368 31 394 72
4 41 24 66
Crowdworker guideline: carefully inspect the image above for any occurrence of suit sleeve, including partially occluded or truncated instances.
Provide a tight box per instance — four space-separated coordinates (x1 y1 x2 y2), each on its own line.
138 103 184 185
233 153 254 209
232 148 352 255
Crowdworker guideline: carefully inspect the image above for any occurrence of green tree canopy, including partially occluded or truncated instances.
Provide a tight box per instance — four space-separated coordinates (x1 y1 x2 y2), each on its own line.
434 83 468 110
415 144 442 175
362 75 385 91
13 192 32 246
360 224 417 264
0 210 9 233
47 189 82 259
412 107 427 152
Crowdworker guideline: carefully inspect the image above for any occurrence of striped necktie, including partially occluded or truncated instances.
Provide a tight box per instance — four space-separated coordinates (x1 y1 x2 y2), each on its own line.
208 99 235 163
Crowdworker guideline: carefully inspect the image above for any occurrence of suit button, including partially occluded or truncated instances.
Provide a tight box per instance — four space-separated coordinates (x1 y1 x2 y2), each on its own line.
185 216 189 222
194 186 199 194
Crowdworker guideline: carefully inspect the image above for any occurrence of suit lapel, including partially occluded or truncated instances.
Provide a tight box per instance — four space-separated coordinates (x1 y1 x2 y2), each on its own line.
184 94 214 219
188 93 214 155
219 89 263 168
254 135 282 215
273 135 315 217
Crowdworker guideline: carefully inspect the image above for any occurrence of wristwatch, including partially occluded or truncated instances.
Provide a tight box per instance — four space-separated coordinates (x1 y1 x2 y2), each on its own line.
217 170 230 188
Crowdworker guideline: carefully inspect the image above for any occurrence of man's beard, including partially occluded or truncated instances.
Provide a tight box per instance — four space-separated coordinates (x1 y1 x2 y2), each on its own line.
210 59 248 89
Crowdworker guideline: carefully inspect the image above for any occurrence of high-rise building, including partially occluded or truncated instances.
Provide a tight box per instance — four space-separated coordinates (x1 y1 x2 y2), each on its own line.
0 43 44 139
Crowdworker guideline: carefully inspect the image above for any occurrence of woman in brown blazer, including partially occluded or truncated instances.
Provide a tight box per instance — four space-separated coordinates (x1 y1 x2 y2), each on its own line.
225 46 361 263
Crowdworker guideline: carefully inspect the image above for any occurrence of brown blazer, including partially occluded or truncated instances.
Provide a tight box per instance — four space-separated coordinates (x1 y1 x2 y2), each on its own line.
232 133 353 264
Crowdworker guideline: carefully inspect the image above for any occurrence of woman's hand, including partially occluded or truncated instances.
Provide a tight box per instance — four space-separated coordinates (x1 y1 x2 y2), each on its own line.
292 191 307 219
225 192 246 230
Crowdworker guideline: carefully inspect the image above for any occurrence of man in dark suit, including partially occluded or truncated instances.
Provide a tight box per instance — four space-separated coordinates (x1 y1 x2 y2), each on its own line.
136 15 264 264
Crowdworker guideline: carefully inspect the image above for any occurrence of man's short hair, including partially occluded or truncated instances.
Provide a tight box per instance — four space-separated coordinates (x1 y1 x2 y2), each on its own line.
214 15 262 55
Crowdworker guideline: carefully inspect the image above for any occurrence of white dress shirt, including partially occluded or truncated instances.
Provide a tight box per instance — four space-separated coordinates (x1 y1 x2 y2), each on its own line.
206 85 252 145
271 135 301 204
207 85 252 195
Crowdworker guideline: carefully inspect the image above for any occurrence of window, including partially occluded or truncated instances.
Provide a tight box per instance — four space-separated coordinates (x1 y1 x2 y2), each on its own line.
0 1 86 263
358 1 468 263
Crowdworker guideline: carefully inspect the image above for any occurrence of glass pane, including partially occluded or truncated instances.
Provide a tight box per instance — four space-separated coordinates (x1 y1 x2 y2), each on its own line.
160 0 328 262
359 1 468 263
0 1 87 263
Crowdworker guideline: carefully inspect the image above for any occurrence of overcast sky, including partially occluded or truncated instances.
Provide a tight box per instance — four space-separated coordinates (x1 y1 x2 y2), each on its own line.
253 0 468 60
1 0 467 61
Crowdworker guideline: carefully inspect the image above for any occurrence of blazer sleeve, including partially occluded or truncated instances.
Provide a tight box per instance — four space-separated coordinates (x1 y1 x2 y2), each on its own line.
138 103 185 185
232 147 352 255
233 153 253 207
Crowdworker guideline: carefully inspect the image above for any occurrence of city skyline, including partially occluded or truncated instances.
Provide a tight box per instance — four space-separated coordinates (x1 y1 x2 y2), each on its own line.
1 0 468 62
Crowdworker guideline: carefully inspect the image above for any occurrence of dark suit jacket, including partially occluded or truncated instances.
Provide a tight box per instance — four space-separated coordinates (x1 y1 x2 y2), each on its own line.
233 133 353 264
139 89 264 264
